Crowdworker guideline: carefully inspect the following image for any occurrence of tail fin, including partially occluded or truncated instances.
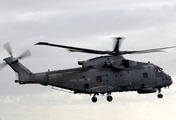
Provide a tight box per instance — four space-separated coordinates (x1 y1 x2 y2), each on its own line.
4 57 33 84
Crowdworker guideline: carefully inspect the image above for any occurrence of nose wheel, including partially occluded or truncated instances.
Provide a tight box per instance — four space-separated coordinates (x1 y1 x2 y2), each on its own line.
157 88 163 99
157 94 163 98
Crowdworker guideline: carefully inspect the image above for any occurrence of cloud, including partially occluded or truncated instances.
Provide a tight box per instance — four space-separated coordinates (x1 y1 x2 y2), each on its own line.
1 90 176 120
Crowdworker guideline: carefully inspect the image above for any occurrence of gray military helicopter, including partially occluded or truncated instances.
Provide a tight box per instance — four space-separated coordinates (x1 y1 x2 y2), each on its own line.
1 38 175 103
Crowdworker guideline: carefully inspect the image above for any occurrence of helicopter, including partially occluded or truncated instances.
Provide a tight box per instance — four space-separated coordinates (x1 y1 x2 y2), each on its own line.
1 37 175 103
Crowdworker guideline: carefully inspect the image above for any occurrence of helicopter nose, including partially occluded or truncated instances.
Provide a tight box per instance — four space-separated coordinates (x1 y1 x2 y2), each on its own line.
168 75 173 86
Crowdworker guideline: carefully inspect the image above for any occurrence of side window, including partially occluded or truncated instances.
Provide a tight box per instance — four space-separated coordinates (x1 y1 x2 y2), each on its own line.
96 76 102 83
143 72 148 78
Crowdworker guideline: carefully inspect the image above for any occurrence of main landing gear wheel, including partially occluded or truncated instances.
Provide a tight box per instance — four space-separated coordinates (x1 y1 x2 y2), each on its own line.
92 96 97 103
107 96 113 102
157 94 163 98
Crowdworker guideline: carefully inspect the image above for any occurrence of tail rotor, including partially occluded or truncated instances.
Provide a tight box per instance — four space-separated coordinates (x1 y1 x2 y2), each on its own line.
0 42 31 70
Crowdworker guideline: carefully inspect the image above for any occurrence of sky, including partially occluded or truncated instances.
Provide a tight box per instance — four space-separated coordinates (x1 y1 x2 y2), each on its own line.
1 0 176 120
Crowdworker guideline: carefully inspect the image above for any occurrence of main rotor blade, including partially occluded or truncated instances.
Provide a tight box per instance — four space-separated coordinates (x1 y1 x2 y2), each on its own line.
35 41 176 56
3 42 13 56
123 46 176 55
113 37 123 53
35 42 107 54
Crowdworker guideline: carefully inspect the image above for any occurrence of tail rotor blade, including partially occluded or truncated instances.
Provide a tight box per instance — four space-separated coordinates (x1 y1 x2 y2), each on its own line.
0 63 7 70
18 50 31 60
3 42 13 56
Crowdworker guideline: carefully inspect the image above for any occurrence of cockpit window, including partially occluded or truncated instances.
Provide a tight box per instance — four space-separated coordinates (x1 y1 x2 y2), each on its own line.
155 68 167 77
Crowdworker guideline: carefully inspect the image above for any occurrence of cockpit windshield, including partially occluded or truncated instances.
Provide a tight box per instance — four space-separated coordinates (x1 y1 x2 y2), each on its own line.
154 65 172 82
155 68 167 76
154 65 167 77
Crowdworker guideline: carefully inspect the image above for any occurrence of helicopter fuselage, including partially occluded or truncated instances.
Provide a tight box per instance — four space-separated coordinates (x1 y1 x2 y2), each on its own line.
4 55 172 102
42 56 172 94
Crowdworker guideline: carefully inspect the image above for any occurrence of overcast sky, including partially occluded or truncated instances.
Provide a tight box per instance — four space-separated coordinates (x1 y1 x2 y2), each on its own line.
1 0 176 120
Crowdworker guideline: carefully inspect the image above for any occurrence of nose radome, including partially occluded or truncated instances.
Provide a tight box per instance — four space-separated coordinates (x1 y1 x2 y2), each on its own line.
168 75 173 85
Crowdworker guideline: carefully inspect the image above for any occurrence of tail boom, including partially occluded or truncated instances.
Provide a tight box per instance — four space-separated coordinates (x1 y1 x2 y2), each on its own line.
4 57 47 85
